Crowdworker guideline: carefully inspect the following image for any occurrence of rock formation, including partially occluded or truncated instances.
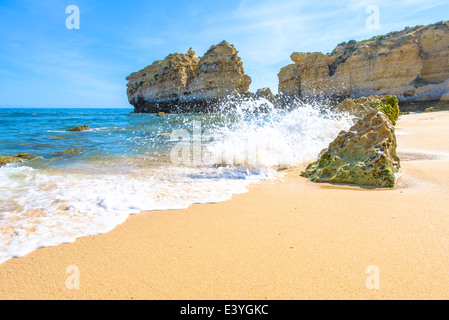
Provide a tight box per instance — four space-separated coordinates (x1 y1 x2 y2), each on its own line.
0 153 35 167
0 156 23 167
301 109 400 188
336 95 399 125
126 41 252 113
66 125 91 132
279 21 449 103
255 87 276 102
53 148 90 157
441 92 449 103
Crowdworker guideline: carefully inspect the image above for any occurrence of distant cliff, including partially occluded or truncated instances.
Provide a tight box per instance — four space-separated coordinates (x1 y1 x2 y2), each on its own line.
126 41 252 113
278 21 449 103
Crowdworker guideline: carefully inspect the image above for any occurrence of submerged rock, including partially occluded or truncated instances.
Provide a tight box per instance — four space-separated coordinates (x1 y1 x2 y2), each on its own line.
279 21 449 103
14 153 36 160
337 95 400 125
0 153 35 167
66 125 91 132
301 110 400 187
53 148 90 157
126 41 252 113
0 156 23 167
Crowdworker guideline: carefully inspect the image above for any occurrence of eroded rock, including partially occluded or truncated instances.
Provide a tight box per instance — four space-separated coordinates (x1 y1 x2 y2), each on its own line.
0 156 23 167
336 95 400 125
301 110 400 187
279 21 449 103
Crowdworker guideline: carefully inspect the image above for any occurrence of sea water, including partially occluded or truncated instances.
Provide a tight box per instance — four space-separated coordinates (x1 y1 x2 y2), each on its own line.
0 98 354 263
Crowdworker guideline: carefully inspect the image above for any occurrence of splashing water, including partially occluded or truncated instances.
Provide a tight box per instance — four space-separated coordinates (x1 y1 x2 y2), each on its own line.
0 98 354 263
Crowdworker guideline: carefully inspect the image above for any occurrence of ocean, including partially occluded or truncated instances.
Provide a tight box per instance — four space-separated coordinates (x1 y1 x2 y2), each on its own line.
0 98 354 263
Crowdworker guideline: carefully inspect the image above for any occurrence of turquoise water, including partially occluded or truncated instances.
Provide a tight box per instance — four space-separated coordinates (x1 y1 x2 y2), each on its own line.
0 101 354 263
0 108 225 166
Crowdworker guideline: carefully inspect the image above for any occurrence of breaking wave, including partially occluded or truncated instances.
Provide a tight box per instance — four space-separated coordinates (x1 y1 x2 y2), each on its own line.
0 98 354 263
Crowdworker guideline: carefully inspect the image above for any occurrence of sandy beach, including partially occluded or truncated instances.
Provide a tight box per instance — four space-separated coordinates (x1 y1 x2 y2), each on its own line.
1 111 449 300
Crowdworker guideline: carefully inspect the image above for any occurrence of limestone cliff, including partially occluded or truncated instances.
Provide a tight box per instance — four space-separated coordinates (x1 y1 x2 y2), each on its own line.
126 41 252 113
279 21 449 103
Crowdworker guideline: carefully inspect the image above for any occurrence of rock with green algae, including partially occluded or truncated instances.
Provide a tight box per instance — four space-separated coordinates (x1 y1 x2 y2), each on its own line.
14 153 36 160
0 153 35 167
53 148 90 157
337 95 400 125
66 125 91 132
301 110 400 187
0 156 23 166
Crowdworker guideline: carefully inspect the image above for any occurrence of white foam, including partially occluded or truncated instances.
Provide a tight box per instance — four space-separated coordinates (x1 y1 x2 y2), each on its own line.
0 164 271 263
204 99 353 169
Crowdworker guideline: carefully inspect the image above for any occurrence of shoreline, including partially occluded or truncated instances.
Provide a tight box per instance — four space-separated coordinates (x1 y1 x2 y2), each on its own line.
1 111 449 299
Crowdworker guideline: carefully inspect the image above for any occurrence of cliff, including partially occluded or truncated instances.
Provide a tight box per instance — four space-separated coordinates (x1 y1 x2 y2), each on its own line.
126 41 252 113
278 21 449 103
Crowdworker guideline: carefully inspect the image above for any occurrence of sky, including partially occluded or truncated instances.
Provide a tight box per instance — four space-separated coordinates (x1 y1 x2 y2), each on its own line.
0 0 448 108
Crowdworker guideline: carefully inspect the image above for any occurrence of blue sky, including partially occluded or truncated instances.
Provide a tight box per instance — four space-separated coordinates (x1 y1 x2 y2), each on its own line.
0 0 448 108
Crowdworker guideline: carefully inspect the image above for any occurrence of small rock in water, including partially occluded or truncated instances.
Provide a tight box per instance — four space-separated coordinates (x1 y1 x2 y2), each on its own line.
0 156 23 167
0 153 36 166
66 125 91 132
157 112 167 117
14 153 36 160
53 148 90 157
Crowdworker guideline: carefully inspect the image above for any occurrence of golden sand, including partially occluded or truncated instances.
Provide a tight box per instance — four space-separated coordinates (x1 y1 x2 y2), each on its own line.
1 111 449 299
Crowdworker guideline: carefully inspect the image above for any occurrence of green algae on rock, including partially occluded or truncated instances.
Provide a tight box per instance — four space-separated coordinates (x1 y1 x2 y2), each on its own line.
14 153 36 160
0 153 35 167
53 148 90 157
66 125 91 132
301 110 400 188
0 156 23 167
337 95 400 125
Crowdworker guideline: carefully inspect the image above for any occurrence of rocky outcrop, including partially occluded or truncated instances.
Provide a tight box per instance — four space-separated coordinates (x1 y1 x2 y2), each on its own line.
126 41 252 113
279 21 449 103
53 148 90 157
301 110 400 187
